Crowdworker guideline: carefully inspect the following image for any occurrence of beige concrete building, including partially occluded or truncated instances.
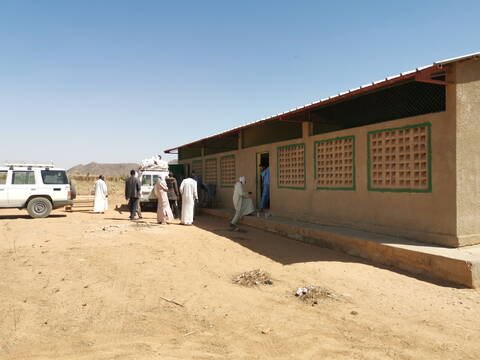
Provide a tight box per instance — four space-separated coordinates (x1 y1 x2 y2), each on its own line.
165 53 480 248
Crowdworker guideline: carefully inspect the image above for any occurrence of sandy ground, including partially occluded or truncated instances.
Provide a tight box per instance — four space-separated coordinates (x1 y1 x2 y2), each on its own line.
1 196 480 359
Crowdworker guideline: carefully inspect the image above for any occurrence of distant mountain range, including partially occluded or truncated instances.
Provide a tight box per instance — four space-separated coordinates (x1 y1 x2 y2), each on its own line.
68 162 140 176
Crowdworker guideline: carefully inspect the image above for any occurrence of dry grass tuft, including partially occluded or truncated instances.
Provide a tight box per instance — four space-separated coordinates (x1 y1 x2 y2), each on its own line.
233 269 273 287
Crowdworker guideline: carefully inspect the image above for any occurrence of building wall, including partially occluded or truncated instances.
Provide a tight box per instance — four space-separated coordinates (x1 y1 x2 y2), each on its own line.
455 59 480 246
179 62 480 247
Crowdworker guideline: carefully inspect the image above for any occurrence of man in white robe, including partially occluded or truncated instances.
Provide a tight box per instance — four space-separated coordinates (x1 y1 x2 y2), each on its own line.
154 175 174 224
93 175 108 213
230 176 255 230
180 176 198 225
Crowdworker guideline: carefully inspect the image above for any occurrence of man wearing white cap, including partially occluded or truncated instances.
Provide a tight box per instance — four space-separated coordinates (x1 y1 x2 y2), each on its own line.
230 176 255 230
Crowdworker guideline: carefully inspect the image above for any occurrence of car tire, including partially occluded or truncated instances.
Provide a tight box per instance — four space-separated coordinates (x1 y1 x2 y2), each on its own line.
27 197 53 218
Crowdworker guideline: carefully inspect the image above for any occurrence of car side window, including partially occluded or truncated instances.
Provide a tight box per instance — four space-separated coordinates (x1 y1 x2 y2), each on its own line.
12 171 36 185
0 171 7 185
41 170 68 184
152 175 159 184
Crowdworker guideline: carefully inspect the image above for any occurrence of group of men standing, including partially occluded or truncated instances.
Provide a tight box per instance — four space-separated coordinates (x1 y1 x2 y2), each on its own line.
93 161 270 230
124 170 198 225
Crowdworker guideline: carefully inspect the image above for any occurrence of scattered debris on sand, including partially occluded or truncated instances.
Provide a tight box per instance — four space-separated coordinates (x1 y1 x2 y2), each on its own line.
85 222 161 234
233 269 273 287
101 225 121 231
295 285 339 305
131 222 158 230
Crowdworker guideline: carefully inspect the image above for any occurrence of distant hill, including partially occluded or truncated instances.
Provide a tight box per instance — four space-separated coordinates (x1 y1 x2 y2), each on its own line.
68 162 140 176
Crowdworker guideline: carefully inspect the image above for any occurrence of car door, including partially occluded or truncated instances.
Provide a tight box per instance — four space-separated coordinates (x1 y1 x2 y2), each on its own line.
0 170 8 206
40 170 70 202
8 170 36 207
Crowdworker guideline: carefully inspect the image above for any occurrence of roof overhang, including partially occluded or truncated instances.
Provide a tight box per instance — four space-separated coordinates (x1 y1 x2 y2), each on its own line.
165 52 480 154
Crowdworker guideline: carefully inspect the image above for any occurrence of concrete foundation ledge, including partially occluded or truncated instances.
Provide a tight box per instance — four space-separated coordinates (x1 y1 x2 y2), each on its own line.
200 208 480 288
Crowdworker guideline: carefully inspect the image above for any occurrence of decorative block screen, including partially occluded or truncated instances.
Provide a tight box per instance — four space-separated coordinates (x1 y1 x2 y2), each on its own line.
220 155 236 187
368 123 431 192
191 160 203 179
204 158 218 184
277 143 305 189
315 136 355 190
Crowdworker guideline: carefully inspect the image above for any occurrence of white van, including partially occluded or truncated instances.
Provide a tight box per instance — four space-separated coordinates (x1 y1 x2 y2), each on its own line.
0 163 72 218
139 169 169 209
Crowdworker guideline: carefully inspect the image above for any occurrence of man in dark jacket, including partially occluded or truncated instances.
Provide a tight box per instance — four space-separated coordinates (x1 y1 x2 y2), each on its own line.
166 173 180 219
125 170 141 220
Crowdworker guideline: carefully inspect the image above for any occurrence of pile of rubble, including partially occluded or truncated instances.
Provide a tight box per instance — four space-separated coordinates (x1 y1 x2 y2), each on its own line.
295 285 339 306
233 269 273 287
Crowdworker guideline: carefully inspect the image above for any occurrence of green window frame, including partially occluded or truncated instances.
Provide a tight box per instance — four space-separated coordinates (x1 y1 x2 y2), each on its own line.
314 135 356 191
204 158 218 185
191 159 203 179
367 122 432 193
276 142 306 190
220 155 236 188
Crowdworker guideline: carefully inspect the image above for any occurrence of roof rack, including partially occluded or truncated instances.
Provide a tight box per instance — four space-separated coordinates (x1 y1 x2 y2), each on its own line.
140 164 169 171
4 163 55 168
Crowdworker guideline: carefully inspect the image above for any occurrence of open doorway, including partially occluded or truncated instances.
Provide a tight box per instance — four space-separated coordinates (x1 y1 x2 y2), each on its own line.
256 152 270 210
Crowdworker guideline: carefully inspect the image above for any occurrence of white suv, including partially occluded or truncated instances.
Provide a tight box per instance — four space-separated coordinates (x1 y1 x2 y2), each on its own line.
0 163 73 218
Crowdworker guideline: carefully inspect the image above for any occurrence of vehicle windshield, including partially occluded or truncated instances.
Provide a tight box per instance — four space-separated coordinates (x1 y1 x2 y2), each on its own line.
141 175 151 186
41 170 68 185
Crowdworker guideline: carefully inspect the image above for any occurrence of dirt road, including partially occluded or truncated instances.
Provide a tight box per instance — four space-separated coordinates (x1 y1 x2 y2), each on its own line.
1 201 479 359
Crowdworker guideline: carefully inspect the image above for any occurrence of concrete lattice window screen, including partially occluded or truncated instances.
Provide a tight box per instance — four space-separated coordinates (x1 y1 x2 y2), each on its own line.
220 155 236 187
315 136 355 190
277 143 305 189
191 160 203 179
204 158 218 184
368 123 431 192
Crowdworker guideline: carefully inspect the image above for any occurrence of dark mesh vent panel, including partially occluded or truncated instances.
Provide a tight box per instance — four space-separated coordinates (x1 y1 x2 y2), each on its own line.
312 81 446 135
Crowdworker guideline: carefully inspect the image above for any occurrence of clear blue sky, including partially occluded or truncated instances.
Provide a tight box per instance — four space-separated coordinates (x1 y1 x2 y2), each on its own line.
1 0 478 168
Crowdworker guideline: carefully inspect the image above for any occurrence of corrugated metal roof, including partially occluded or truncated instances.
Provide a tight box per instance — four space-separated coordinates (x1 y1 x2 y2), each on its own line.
165 52 480 153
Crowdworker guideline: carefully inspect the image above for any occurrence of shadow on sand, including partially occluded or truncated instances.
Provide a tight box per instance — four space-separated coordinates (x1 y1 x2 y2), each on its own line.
193 214 464 288
0 214 67 220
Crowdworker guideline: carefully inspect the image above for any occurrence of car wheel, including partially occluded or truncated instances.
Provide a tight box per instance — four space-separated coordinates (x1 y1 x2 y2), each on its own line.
27 197 53 218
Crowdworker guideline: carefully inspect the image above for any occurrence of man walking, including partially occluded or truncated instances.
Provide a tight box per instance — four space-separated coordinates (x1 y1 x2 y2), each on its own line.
125 170 141 220
230 176 255 230
180 174 198 225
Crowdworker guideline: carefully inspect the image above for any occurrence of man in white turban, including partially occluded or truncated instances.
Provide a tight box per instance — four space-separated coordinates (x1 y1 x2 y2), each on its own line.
93 175 108 213
230 176 255 230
